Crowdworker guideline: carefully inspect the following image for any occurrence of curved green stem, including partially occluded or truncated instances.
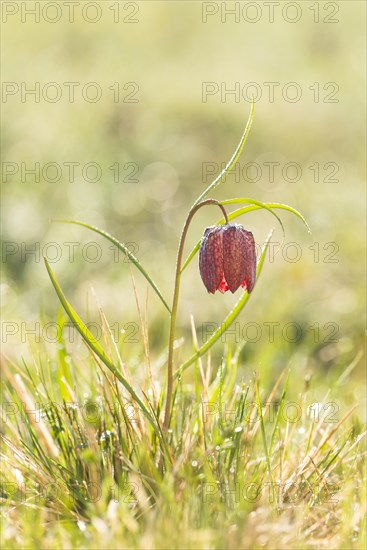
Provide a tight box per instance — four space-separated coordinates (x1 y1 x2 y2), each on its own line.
162 199 229 432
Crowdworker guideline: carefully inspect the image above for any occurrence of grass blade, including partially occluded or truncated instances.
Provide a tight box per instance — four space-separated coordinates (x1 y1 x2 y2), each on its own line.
221 197 286 236
44 257 161 438
269 370 290 455
52 219 171 314
255 379 275 501
193 101 255 206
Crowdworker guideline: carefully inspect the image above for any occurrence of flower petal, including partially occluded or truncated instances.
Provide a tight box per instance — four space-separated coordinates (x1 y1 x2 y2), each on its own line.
199 226 224 293
242 229 256 293
222 224 247 293
218 275 229 293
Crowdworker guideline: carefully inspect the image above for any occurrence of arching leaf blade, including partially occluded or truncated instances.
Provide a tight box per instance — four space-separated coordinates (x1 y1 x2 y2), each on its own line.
52 219 171 313
193 101 255 206
222 200 310 234
44 257 161 436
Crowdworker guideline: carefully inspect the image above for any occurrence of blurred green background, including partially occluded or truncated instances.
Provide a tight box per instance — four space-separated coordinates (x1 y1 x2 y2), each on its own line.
1 1 365 404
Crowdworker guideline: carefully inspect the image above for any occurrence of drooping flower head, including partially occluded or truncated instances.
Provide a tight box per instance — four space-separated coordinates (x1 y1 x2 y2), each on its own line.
199 224 256 294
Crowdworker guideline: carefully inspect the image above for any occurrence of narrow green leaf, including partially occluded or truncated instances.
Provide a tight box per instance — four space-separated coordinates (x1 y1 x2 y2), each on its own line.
174 230 273 379
221 197 285 238
51 219 171 314
255 379 275 498
44 258 160 436
269 370 290 455
193 101 255 207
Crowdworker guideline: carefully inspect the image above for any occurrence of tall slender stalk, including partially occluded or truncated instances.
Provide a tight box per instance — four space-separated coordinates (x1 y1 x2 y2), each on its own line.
163 199 229 432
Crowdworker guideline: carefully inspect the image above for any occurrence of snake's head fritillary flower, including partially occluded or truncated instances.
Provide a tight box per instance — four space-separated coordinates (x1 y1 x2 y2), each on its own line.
199 224 256 294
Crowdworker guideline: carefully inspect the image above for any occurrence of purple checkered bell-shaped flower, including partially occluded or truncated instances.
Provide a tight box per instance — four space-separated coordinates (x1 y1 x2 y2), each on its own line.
199 224 256 294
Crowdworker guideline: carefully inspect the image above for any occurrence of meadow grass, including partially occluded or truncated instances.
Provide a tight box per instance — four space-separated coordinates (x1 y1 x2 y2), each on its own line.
1 325 365 549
